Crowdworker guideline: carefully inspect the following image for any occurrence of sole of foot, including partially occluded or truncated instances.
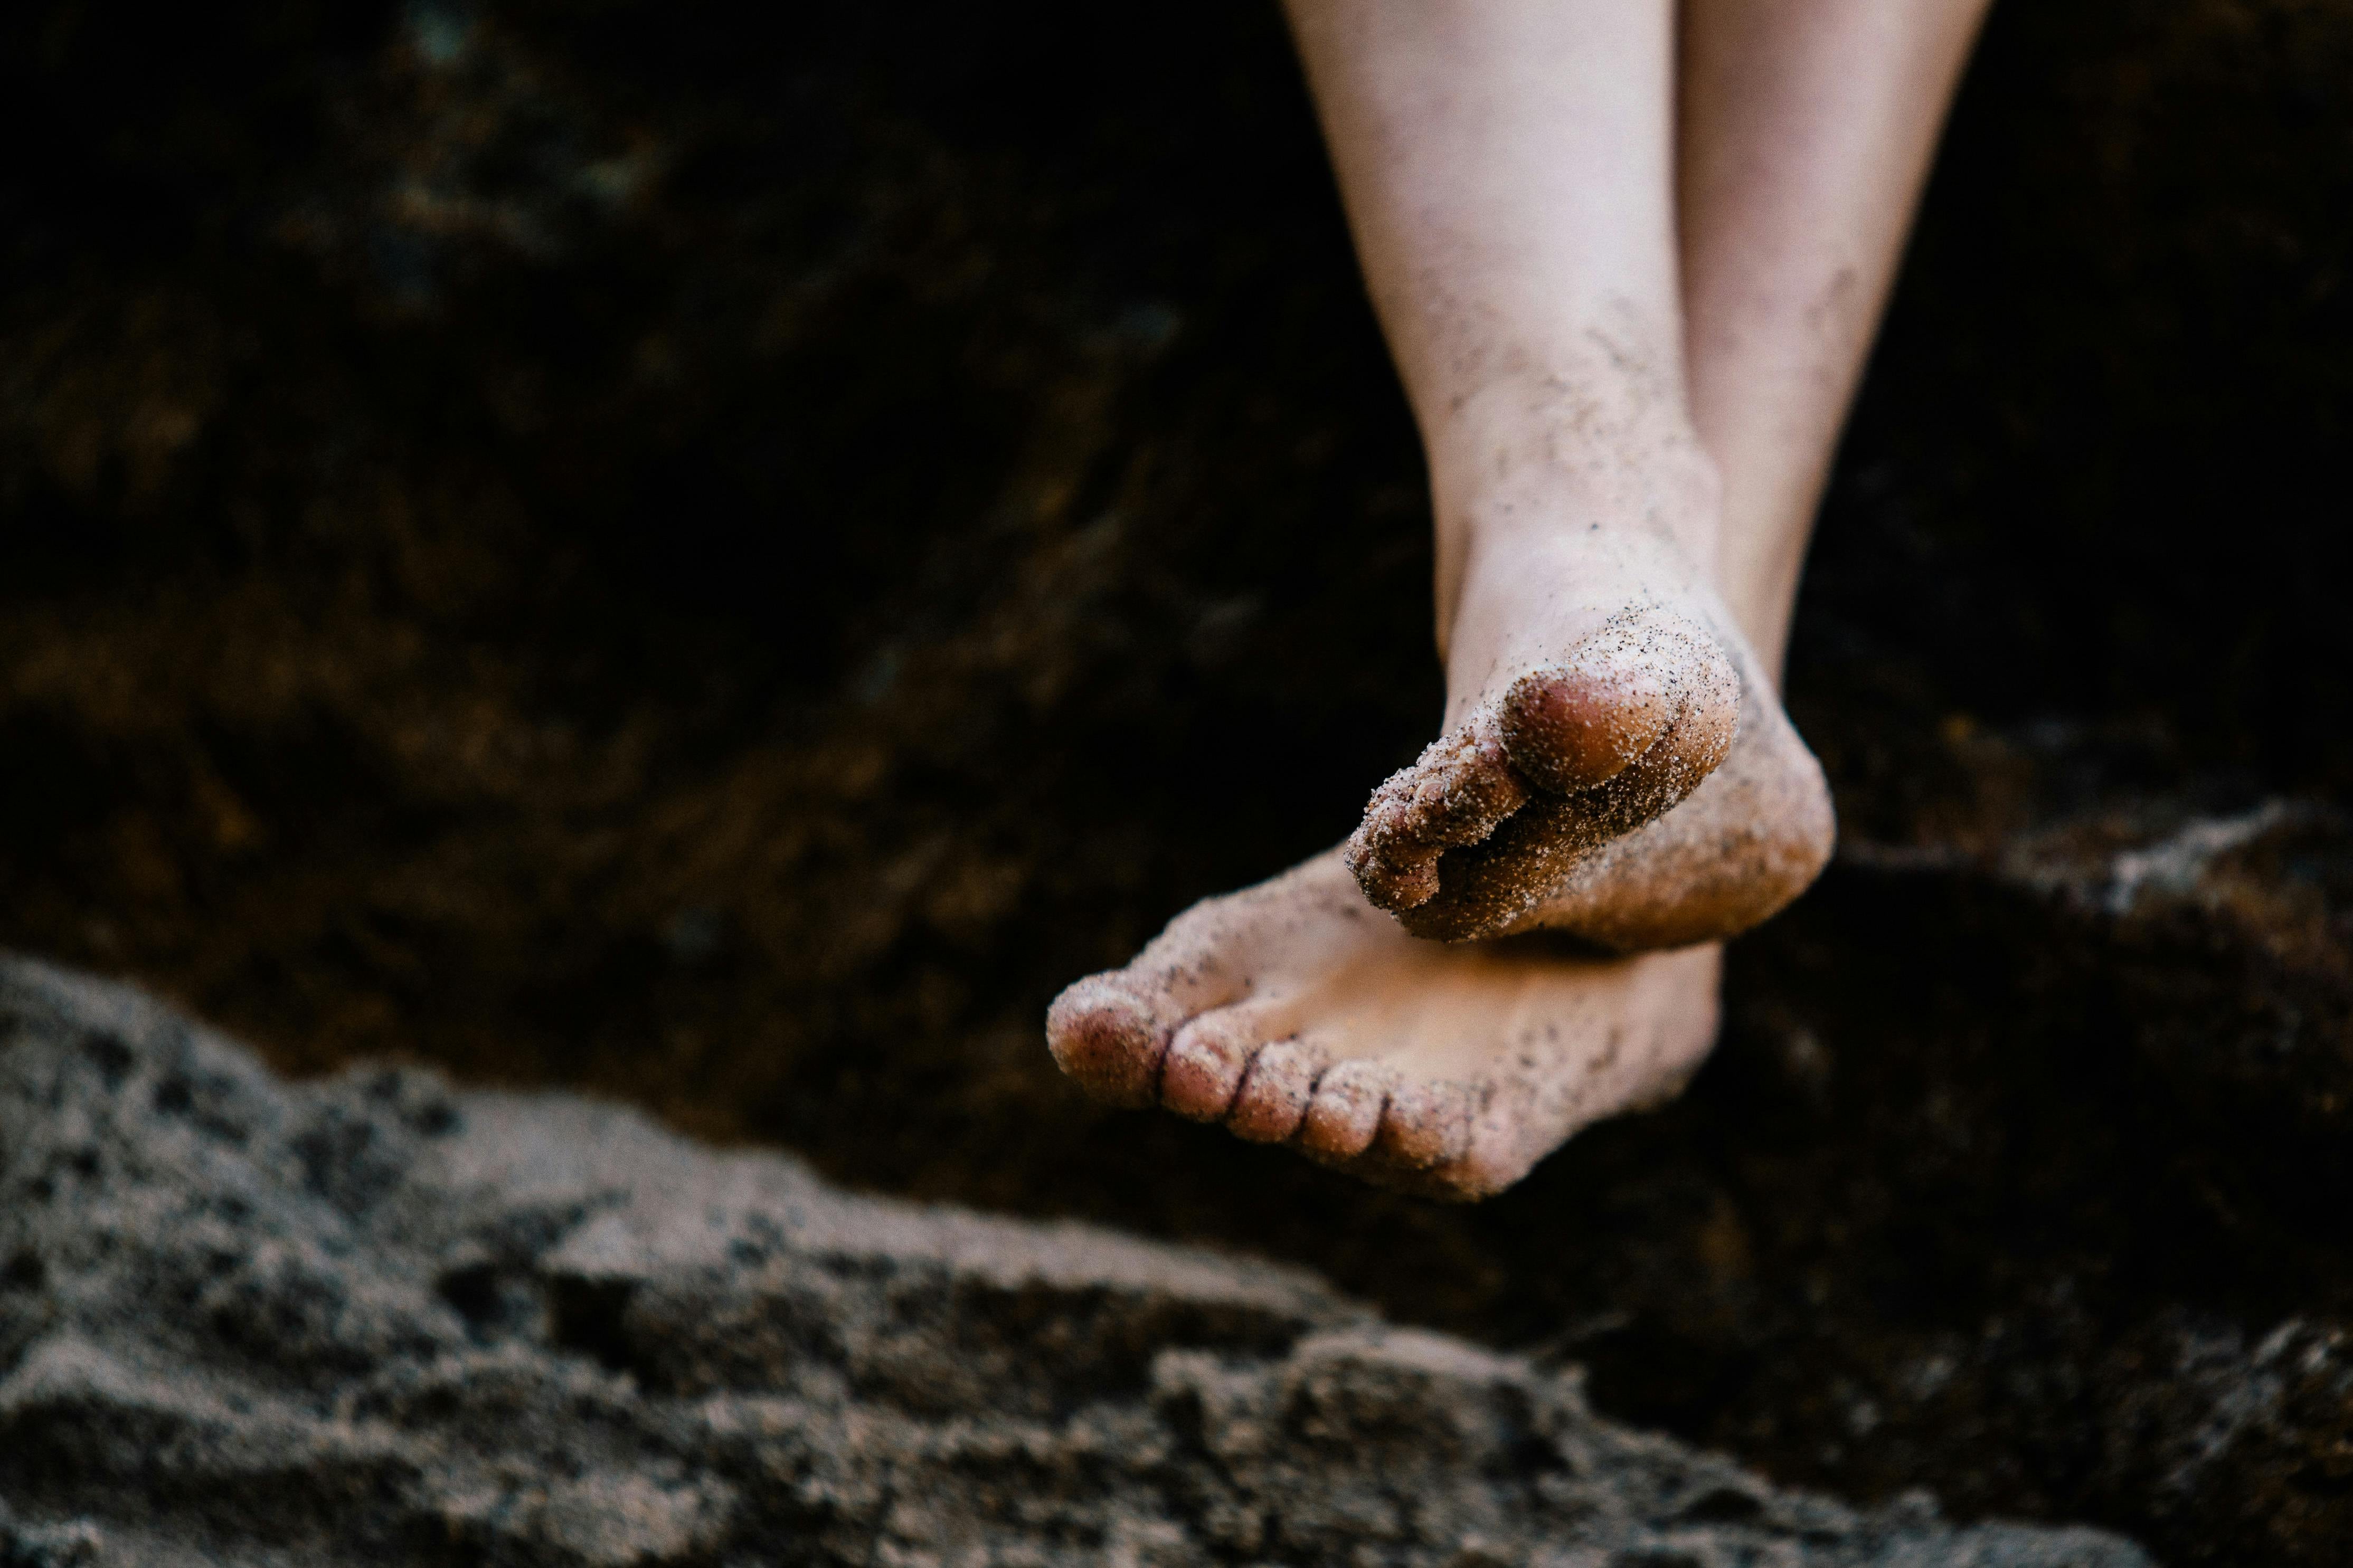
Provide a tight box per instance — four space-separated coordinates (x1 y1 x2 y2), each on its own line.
1046 851 1720 1201
1345 536 1834 949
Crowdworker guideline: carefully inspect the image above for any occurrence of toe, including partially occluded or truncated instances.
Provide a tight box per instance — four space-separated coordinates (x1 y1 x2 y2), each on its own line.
1225 1039 1326 1143
1345 711 1532 914
1159 1006 1270 1122
1500 609 1738 799
1296 1058 1395 1162
1372 1076 1477 1169
1498 631 1677 795
1640 629 1740 792
1044 974 1177 1109
1425 1110 1541 1201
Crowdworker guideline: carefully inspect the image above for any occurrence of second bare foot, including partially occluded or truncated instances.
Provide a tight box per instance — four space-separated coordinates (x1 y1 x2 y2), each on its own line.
1046 851 1720 1200
1344 374 1833 948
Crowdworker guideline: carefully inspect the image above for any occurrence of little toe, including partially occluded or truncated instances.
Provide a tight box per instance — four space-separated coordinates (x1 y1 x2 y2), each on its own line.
1044 974 1178 1109
1371 1076 1477 1170
1425 1110 1542 1201
1297 1058 1396 1163
1160 1006 1276 1122
1225 1039 1328 1144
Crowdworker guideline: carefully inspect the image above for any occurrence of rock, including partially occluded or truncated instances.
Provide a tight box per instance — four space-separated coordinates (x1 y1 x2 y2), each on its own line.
1831 784 2353 1210
1643 767 2353 1564
2004 800 2353 1201
0 955 2147 1567
2098 1314 2353 1566
1889 786 2353 1554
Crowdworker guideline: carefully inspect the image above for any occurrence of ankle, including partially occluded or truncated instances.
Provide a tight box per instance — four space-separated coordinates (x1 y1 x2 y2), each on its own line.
1427 372 1724 654
1431 363 1718 536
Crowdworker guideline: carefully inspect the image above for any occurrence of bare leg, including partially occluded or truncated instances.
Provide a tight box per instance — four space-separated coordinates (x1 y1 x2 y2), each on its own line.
1683 0 1995 667
1048 0 1989 1198
1501 0 1993 951
1292 0 1828 947
1293 1 1837 948
1286 0 1695 614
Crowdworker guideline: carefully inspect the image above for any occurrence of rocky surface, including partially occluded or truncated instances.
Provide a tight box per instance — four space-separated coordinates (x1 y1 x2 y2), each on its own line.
0 956 2151 1567
1660 766 2353 1563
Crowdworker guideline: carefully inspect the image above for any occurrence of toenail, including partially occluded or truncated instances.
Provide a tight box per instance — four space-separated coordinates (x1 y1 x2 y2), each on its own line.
1374 1078 1475 1168
1044 978 1172 1109
1227 1042 1319 1142
1301 1061 1390 1158
1160 1030 1248 1120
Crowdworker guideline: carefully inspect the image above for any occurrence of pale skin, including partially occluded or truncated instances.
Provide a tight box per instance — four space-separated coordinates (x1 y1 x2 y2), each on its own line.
1050 0 1996 1198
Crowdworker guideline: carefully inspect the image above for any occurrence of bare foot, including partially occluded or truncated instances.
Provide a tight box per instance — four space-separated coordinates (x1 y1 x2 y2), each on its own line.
1046 851 1718 1201
1343 385 1834 948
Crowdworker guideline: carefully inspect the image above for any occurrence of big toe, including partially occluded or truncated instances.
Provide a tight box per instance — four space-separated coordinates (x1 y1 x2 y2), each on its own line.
1498 608 1735 796
1045 974 1177 1108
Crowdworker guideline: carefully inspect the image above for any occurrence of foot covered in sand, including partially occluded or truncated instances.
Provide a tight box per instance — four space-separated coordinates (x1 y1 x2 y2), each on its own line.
1047 851 1719 1200
1344 440 1833 949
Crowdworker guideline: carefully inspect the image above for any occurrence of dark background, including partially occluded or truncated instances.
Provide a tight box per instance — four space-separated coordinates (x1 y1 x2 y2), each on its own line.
4 1 2351 1562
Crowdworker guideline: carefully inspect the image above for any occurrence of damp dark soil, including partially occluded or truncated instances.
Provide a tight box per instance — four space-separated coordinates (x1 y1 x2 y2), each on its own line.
4 3 2352 1565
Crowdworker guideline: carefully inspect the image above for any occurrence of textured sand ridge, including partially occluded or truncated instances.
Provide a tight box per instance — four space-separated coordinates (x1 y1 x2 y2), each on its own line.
0 956 2148 1567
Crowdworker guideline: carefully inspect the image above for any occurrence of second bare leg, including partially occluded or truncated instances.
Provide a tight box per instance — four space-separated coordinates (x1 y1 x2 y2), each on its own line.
1681 0 1996 668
